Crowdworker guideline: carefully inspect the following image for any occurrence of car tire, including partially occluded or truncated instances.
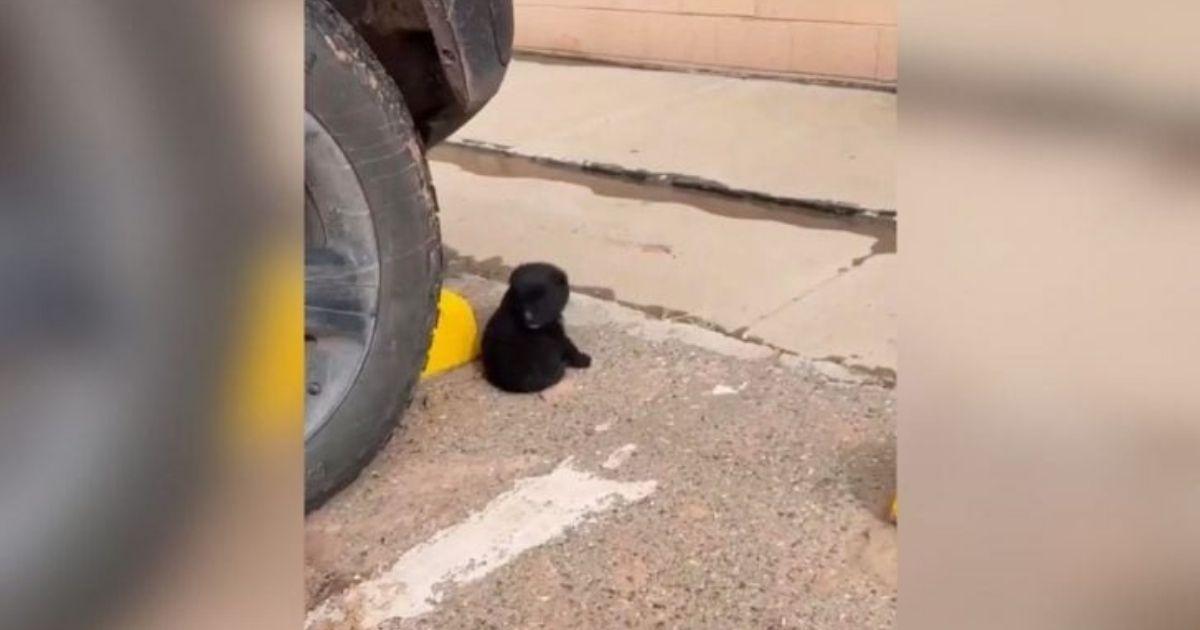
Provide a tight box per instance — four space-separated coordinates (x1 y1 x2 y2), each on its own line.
305 0 442 511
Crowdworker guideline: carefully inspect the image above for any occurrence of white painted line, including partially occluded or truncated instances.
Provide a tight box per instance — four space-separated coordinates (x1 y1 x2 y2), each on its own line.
710 382 748 396
601 443 638 470
306 459 657 629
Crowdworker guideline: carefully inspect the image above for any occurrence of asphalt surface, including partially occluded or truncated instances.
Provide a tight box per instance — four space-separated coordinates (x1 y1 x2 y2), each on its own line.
306 275 896 630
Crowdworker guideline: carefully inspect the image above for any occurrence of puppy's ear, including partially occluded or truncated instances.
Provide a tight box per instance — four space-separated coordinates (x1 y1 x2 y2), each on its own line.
554 269 568 287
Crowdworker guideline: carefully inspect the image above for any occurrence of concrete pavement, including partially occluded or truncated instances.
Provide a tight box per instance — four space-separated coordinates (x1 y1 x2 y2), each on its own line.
429 146 896 380
448 57 896 215
430 58 896 379
306 275 896 629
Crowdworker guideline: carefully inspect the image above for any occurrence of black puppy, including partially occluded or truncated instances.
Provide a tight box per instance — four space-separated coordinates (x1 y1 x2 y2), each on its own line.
482 263 591 393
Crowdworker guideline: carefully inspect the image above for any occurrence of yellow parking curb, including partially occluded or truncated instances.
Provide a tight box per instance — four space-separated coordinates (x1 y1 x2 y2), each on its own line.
422 289 480 378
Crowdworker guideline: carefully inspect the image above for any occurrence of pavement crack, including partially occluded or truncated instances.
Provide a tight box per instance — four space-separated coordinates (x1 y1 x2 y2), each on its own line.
814 355 896 386
743 269 849 329
433 140 898 221
444 250 894 387
446 248 779 348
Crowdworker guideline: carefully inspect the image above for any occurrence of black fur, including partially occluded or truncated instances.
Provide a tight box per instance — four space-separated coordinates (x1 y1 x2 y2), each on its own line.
481 263 591 393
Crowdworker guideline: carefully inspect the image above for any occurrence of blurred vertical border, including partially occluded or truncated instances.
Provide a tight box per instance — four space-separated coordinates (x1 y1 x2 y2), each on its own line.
903 1 1200 629
0 1 302 629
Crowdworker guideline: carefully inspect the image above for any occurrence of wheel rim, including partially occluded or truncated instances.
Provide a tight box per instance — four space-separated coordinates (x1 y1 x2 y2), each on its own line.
304 112 380 440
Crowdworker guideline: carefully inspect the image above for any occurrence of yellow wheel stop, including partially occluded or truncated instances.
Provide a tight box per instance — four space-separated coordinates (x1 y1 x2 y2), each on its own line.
422 289 480 378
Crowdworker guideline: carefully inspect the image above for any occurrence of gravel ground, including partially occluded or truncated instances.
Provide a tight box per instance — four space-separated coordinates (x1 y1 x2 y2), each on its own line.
306 275 896 630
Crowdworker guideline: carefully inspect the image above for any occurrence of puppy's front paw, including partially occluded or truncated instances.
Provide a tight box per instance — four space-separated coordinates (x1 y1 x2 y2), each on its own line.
571 352 592 369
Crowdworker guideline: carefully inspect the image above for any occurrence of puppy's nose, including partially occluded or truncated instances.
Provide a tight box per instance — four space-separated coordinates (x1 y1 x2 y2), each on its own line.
523 310 535 323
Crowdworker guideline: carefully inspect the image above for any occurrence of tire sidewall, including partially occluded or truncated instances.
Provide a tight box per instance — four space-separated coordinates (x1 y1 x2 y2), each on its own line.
305 0 441 510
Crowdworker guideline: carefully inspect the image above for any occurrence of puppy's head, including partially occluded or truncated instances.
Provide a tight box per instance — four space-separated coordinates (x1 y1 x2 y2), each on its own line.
507 263 569 329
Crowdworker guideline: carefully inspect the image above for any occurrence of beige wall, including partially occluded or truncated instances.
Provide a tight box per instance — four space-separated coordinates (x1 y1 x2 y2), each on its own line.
513 0 897 84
